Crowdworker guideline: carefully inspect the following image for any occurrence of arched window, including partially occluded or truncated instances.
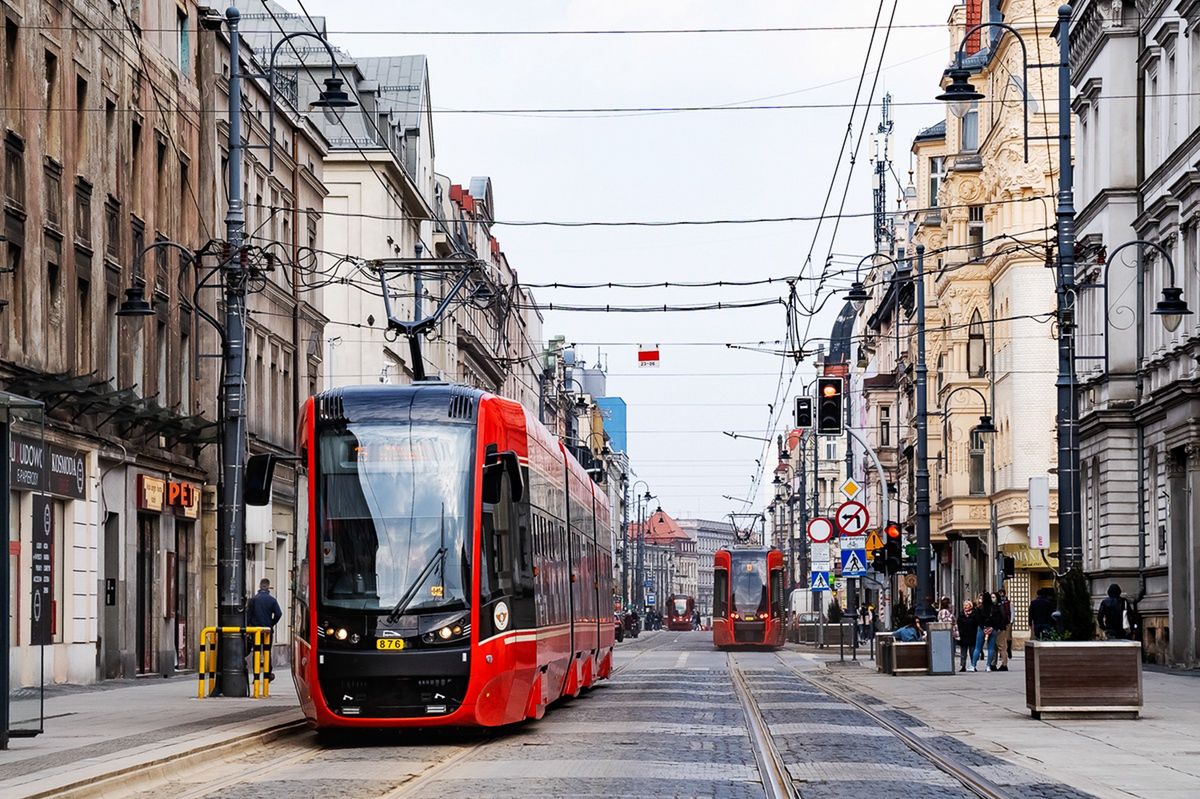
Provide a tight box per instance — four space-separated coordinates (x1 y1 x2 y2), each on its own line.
968 310 986 377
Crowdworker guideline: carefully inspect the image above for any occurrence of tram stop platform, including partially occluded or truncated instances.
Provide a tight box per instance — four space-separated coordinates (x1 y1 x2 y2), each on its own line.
1 672 302 799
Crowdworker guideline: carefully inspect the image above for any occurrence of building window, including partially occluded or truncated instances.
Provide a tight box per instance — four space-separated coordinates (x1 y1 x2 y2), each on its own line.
880 405 891 447
76 277 91 372
928 156 945 207
43 160 62 231
177 9 190 74
4 19 17 109
968 205 984 259
74 178 92 247
969 430 985 495
960 101 979 152
104 197 120 261
44 50 60 158
825 440 837 460
106 293 118 383
968 310 986 377
4 131 24 208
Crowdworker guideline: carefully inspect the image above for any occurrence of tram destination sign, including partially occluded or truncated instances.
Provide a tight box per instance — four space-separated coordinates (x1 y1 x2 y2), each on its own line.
8 434 87 500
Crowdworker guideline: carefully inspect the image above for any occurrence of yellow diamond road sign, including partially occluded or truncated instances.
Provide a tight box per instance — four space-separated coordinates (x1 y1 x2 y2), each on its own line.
839 478 862 500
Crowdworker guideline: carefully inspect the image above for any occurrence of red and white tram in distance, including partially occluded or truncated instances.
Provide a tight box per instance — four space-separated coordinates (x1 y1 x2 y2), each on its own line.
665 594 695 631
289 384 615 728
711 548 786 649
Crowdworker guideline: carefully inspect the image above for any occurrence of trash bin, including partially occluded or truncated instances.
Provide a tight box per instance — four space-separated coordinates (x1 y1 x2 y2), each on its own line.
875 632 894 674
926 621 954 675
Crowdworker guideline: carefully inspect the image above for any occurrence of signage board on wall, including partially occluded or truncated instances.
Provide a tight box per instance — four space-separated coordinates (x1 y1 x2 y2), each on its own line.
8 434 87 500
31 494 53 645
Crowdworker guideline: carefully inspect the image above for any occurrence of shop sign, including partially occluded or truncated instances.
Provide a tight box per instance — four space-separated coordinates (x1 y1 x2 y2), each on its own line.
8 434 87 500
167 480 201 519
31 494 53 645
138 474 166 512
138 474 201 518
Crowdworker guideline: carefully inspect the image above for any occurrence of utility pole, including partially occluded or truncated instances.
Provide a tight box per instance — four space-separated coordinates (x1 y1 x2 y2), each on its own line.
913 244 933 625
871 93 894 254
1053 6 1081 572
214 5 251 698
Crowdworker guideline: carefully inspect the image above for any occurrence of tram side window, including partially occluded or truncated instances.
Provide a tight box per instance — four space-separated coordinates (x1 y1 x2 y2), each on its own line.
481 466 516 604
294 456 310 640
713 568 729 617
770 568 784 619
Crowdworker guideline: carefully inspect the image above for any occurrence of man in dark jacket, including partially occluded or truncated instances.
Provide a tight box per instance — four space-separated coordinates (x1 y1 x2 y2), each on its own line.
1098 583 1134 640
247 579 283 679
1028 588 1055 639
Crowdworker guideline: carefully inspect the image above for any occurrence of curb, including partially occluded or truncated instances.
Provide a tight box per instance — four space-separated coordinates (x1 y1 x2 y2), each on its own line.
17 718 307 799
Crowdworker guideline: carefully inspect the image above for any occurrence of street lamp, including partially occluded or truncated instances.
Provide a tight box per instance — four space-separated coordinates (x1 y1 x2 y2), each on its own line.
938 5 1080 571
935 68 985 120
1096 241 1193 334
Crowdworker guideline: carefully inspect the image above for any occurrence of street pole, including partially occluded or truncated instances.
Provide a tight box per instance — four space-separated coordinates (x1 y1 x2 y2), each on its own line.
1053 5 1081 572
914 244 933 625
635 495 645 612
621 478 629 610
215 5 250 697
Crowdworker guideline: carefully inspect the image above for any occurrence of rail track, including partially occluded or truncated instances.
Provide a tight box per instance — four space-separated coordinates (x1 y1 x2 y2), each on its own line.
728 657 799 799
775 653 1011 799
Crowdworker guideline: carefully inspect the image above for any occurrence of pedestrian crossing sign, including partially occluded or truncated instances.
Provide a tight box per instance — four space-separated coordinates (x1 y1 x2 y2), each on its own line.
810 571 830 592
841 548 867 577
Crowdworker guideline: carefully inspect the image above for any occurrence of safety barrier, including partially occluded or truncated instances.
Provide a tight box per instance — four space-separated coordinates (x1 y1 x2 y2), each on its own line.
197 626 273 698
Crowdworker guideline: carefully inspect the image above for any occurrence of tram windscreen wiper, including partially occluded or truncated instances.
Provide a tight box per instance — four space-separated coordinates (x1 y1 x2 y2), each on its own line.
386 545 447 623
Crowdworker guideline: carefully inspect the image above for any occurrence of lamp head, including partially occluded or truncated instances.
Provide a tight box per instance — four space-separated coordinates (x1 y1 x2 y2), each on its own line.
973 414 997 435
116 278 155 317
845 280 870 304
937 68 983 118
1153 286 1191 332
312 76 356 125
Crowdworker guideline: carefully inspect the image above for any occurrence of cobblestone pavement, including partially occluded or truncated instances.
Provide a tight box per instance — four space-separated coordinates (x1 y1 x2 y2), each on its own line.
116 631 1100 798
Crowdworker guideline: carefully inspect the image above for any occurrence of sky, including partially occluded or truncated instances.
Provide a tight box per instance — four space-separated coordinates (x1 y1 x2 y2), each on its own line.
286 0 959 521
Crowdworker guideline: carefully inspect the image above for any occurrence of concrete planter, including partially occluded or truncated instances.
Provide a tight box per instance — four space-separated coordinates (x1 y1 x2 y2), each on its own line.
1024 640 1142 719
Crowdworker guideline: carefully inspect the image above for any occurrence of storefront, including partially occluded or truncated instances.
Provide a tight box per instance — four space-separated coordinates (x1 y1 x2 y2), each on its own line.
7 430 97 687
130 472 202 676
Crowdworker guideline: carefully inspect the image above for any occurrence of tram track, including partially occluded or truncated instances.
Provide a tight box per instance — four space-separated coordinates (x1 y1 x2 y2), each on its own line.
728 655 800 799
775 653 1011 799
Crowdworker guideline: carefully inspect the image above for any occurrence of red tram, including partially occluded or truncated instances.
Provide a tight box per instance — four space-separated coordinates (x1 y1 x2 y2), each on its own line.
711 548 786 649
666 594 695 631
290 384 615 728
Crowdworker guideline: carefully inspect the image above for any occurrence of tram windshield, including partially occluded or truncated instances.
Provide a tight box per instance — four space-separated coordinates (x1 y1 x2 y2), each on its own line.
729 553 768 616
672 598 688 616
317 423 473 613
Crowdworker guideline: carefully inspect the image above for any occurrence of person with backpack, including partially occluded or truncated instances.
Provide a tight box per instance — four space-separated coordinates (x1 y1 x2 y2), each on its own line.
1098 583 1137 640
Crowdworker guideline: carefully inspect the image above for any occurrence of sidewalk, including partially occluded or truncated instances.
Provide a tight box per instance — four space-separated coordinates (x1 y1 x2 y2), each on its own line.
796 649 1200 799
1 673 302 799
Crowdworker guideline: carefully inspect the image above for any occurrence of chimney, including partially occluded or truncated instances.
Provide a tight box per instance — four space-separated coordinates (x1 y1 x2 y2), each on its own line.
965 0 983 55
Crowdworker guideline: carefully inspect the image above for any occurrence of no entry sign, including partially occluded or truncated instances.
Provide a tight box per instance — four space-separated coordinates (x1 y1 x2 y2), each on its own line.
807 517 834 544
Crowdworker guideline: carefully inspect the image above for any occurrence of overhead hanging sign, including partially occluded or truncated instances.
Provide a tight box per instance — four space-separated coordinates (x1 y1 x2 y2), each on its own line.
637 345 660 368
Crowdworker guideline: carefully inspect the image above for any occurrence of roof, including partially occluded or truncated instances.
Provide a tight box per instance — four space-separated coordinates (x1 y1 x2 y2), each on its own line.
826 301 856 364
356 55 428 133
914 120 946 142
627 509 692 544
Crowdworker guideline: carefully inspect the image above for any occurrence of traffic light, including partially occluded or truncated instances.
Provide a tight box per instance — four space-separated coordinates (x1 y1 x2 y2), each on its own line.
884 522 902 575
795 396 813 428
816 377 844 436
872 547 886 573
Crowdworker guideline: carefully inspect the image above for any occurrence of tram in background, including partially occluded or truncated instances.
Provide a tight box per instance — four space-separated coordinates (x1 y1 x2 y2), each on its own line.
665 594 696 631
287 384 615 729
711 548 786 649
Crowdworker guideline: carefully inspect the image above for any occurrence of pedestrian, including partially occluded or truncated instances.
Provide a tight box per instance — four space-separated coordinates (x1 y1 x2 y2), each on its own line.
1029 587 1055 639
993 590 1011 671
894 615 924 642
246 578 283 680
693 609 701 630
956 599 977 672
1097 583 1137 640
937 596 954 625
864 604 875 641
971 592 999 671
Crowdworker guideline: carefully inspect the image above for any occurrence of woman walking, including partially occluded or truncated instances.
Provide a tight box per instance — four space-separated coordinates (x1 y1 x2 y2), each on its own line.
972 592 999 671
937 597 954 625
955 599 976 672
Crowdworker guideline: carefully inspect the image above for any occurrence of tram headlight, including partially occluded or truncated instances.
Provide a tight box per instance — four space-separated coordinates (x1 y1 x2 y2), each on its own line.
335 627 349 641
421 614 469 644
